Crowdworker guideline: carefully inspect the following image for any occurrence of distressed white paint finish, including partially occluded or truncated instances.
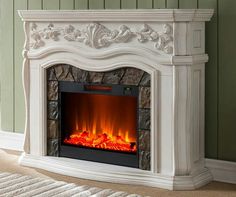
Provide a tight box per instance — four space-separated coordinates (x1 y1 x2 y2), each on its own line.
18 10 213 190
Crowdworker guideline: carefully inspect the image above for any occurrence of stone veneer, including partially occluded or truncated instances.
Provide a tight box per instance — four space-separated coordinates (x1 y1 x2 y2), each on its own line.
47 64 151 170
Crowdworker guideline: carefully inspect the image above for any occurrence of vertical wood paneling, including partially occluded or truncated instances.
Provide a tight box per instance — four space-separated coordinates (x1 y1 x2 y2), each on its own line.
60 0 74 9
28 0 42 9
105 0 120 9
14 0 27 133
166 0 178 8
199 0 218 159
121 0 136 9
43 0 60 10
153 0 166 8
89 0 104 9
137 0 152 8
218 0 236 161
0 0 14 131
179 0 197 8
0 0 235 162
75 0 88 9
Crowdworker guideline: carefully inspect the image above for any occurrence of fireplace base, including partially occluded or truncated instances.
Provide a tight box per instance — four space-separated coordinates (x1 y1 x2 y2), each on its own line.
19 153 212 190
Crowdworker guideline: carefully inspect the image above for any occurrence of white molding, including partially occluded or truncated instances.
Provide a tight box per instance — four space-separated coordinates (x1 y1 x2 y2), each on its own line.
0 130 24 151
18 9 214 22
206 159 236 184
172 54 209 65
26 46 209 65
19 153 212 190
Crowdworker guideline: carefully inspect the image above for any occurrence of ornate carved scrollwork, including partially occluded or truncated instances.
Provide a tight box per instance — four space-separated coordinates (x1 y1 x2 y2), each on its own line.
136 24 173 54
63 23 133 48
30 22 173 54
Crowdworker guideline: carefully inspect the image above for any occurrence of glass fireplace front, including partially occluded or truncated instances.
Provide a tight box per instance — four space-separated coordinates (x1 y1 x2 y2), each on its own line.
59 81 139 168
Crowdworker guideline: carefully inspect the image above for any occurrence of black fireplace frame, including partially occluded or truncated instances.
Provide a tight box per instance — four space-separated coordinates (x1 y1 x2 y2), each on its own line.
58 81 139 168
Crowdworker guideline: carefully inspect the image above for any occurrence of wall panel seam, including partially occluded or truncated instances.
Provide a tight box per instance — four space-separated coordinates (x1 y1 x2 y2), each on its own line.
13 0 15 133
216 0 219 160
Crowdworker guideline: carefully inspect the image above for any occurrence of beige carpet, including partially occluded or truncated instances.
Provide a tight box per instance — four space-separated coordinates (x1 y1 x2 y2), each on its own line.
0 149 235 197
0 172 143 197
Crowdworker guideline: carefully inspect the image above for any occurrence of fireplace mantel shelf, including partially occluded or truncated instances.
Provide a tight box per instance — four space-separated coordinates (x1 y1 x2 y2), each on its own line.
18 9 213 190
18 9 213 22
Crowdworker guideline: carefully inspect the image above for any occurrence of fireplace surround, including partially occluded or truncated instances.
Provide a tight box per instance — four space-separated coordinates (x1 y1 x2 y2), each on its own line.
47 65 151 169
18 9 214 190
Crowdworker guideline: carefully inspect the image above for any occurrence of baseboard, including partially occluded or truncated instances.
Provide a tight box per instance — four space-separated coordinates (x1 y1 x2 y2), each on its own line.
0 130 24 151
205 159 236 184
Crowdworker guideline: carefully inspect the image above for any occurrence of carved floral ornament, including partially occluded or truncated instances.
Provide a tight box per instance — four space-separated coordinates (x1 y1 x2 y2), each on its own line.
30 22 173 54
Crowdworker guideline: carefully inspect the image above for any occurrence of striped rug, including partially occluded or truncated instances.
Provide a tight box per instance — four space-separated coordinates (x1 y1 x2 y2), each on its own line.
0 172 143 197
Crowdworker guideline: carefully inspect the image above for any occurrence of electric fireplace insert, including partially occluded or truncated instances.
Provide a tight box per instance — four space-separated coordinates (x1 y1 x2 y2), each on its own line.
59 82 139 168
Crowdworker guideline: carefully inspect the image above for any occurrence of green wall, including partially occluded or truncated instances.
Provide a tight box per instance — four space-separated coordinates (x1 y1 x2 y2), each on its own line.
0 0 235 162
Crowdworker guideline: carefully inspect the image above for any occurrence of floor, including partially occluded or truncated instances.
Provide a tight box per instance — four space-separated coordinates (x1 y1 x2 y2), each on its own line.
0 149 235 197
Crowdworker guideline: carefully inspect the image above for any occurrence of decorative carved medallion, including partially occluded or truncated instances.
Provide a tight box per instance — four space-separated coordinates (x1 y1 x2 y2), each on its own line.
30 23 173 54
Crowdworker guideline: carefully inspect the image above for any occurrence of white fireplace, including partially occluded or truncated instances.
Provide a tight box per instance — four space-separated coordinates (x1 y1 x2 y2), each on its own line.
18 9 213 190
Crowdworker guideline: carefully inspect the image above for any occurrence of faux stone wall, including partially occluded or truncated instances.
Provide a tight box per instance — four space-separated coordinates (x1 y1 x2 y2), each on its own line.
47 64 151 170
